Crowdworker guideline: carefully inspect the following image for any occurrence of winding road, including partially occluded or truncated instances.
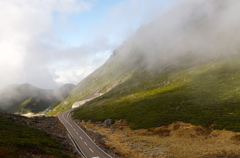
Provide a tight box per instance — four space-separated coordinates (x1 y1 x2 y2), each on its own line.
58 109 112 158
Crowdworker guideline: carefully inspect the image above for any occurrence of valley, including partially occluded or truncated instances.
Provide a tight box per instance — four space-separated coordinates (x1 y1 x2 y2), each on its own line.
1 1 240 157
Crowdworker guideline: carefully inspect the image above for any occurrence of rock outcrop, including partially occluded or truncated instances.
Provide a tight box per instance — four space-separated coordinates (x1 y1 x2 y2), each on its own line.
103 119 115 127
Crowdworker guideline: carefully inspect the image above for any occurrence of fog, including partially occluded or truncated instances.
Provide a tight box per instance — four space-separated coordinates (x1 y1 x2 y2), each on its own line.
0 0 92 90
116 0 240 68
1 0 239 90
0 0 169 90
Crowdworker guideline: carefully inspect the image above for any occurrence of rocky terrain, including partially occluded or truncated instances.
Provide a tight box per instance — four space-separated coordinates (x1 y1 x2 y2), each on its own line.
72 118 240 158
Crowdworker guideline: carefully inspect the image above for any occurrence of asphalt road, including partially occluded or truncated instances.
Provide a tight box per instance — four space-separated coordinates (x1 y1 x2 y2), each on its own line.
58 109 112 158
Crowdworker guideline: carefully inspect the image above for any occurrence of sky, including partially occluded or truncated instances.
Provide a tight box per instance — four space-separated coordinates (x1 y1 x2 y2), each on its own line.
0 0 173 90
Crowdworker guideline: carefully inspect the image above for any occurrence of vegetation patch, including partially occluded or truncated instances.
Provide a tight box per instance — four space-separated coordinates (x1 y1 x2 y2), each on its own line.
0 115 70 158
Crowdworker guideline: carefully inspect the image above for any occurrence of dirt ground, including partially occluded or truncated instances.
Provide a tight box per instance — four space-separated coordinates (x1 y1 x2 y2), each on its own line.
75 119 240 158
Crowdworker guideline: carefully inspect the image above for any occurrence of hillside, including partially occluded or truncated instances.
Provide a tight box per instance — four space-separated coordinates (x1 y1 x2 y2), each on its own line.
50 49 240 131
0 83 75 114
0 114 71 158
72 54 240 131
47 50 143 115
49 0 240 132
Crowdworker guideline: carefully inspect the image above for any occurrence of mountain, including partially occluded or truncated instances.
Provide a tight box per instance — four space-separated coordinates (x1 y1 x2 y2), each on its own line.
47 50 144 115
49 1 240 132
0 83 75 114
80 54 240 130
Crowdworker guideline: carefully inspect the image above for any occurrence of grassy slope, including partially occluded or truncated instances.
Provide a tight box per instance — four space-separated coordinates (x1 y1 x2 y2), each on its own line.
0 115 69 158
48 52 144 115
73 54 240 131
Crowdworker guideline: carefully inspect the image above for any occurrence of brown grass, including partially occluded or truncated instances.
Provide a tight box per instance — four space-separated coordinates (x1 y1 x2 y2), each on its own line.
78 120 240 158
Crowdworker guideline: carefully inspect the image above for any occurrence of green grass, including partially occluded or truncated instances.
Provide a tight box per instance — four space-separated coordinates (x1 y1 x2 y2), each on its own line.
73 55 240 131
0 115 70 158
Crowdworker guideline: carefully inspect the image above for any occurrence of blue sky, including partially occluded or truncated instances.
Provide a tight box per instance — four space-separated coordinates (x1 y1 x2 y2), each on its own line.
0 0 175 89
53 0 114 46
53 0 174 46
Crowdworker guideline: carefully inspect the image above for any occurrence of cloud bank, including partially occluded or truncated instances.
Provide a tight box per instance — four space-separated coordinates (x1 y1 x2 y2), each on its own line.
0 0 92 89
0 0 170 90
117 0 240 68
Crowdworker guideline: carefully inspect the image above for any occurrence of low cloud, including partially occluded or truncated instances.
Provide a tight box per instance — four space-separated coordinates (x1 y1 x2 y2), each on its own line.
99 0 174 45
0 0 172 90
0 0 172 89
0 0 92 89
117 0 240 69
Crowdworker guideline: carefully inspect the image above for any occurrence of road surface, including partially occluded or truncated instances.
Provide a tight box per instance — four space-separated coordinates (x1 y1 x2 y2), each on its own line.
58 109 112 158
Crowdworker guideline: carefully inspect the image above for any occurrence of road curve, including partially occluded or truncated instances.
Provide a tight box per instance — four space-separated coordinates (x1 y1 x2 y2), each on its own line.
58 109 112 158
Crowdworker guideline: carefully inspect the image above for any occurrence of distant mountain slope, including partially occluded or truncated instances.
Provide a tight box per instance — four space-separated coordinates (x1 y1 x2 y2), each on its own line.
0 83 75 114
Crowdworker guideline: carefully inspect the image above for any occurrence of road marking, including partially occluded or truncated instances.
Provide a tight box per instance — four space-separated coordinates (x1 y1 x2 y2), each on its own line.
89 148 94 153
73 128 76 131
71 119 112 158
58 111 87 158
76 132 79 135
59 109 112 158
63 113 73 128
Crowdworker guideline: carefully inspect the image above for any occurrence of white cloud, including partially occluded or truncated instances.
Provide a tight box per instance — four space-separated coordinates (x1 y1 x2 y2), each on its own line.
0 0 91 89
116 0 240 69
51 36 115 85
98 0 174 44
55 66 95 84
0 0 173 90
